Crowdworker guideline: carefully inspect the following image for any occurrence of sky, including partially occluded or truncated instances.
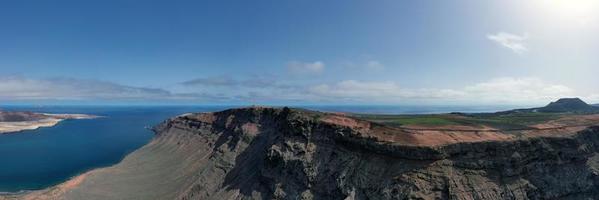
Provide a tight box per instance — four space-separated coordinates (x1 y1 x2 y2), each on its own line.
0 0 598 106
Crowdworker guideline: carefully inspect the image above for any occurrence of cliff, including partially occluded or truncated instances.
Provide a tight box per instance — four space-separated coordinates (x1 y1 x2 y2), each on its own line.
12 107 599 200
154 107 599 199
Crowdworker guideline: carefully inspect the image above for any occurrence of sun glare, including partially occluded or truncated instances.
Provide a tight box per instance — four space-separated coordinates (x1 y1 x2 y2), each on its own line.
543 0 598 24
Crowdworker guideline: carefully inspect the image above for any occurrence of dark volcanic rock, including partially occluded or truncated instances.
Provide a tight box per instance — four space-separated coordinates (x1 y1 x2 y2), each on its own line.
537 98 599 113
148 107 599 200
491 98 599 115
0 111 46 122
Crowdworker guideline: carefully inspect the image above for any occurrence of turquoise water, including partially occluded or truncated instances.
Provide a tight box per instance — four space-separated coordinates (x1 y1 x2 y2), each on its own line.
0 106 230 193
0 105 512 193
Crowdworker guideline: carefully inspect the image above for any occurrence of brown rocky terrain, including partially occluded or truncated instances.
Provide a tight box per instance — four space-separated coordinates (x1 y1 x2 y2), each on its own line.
0 111 47 122
8 106 599 200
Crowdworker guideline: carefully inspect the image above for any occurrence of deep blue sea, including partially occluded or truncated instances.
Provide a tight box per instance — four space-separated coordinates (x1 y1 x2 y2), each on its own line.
0 105 515 193
0 106 232 193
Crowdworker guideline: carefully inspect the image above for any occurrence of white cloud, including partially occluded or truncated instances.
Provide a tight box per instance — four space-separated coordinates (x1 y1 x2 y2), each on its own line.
487 32 529 54
306 80 465 102
181 75 295 90
309 80 401 100
287 61 325 74
0 75 585 105
344 60 385 71
0 76 174 100
304 77 574 104
181 76 237 87
462 77 573 103
366 60 385 70
584 94 599 103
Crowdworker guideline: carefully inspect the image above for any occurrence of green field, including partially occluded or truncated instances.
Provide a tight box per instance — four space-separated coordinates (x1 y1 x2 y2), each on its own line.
355 112 565 130
356 114 461 126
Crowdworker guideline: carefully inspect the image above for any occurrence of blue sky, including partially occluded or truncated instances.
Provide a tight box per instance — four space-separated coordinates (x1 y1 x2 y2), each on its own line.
0 0 598 105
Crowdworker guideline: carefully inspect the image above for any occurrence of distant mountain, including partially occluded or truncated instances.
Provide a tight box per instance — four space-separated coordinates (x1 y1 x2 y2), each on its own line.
488 98 599 115
536 98 599 113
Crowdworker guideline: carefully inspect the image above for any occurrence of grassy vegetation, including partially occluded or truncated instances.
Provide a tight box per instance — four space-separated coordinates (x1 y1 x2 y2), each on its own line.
468 112 562 125
356 112 565 130
356 114 461 126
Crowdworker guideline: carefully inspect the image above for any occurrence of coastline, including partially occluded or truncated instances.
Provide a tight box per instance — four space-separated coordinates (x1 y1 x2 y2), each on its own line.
0 112 140 200
0 170 99 200
4 106 599 199
0 135 160 199
0 114 99 134
0 112 103 199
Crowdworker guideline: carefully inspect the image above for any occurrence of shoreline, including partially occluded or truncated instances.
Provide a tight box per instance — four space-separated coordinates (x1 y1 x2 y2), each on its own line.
0 114 99 135
0 116 150 199
0 137 155 199
0 170 99 200
0 113 104 198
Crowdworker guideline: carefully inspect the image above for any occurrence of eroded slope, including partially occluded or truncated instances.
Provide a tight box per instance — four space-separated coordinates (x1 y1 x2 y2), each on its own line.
11 107 599 200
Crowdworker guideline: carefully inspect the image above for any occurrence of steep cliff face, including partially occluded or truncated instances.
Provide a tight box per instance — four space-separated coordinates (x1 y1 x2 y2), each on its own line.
148 107 599 200
15 107 599 200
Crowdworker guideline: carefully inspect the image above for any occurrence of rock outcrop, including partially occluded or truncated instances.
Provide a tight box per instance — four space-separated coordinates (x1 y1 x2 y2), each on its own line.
147 107 599 199
13 107 599 200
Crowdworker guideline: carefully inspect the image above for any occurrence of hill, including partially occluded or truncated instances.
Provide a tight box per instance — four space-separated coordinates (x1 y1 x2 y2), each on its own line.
486 98 599 116
536 98 599 113
14 106 599 200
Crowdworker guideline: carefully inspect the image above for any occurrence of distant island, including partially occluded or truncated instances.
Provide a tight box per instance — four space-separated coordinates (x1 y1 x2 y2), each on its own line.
0 111 98 134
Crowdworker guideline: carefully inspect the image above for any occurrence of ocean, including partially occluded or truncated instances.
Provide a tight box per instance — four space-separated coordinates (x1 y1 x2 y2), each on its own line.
0 105 514 193
0 106 230 193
